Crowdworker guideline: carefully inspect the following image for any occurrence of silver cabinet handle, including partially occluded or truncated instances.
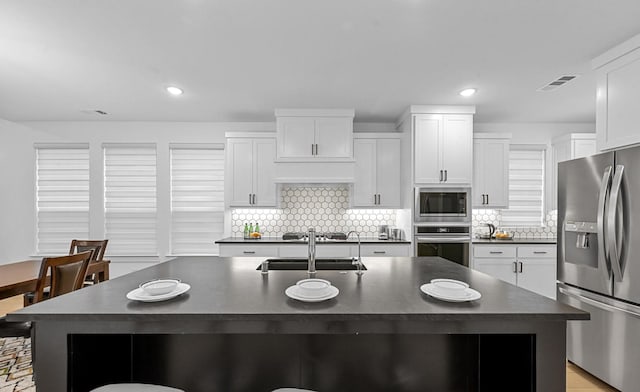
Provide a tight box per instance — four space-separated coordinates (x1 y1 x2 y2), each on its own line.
377 194 381 205
314 144 318 156
486 193 488 205
489 251 503 254
513 261 518 273
252 194 256 205
439 170 443 182
607 165 625 281
519 261 523 273
373 251 386 254
249 193 252 204
533 251 547 254
243 251 256 254
312 144 315 155
596 166 613 281
444 170 448 182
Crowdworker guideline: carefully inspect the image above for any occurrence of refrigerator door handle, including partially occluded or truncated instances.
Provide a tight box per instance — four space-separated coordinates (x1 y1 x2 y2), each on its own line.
607 165 625 282
596 165 613 281
558 286 640 320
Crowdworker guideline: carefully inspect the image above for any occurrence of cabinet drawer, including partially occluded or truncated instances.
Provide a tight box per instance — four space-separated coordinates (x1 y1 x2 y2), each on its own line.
219 245 278 257
473 245 516 258
517 246 556 258
358 244 411 257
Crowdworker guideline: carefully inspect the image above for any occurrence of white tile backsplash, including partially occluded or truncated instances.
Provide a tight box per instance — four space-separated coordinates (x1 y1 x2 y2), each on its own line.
473 209 557 239
231 185 398 237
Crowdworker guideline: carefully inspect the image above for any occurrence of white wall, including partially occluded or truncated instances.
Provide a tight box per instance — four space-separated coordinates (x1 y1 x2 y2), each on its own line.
0 120 275 271
474 122 595 143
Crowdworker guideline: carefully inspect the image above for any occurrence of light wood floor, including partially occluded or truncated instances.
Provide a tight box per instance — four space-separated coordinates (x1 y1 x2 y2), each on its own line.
1 295 621 391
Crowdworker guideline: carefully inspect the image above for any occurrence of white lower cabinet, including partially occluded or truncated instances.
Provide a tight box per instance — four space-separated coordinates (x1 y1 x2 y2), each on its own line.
472 244 556 299
357 244 411 257
219 243 411 258
218 244 279 257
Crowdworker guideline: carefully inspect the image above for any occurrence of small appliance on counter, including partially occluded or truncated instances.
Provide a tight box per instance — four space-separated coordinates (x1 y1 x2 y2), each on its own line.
378 225 390 240
390 228 405 241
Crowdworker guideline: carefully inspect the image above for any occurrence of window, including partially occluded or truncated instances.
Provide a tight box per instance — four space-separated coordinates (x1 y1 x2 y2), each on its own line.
170 145 225 255
501 146 545 227
104 144 157 256
35 145 90 254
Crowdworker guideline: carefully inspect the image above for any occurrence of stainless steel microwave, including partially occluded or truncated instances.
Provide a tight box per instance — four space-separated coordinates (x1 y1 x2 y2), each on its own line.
414 187 471 223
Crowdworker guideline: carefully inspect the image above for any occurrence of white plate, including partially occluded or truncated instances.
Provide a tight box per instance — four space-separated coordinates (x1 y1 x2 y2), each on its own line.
430 278 469 297
127 282 191 302
420 283 481 302
285 285 339 302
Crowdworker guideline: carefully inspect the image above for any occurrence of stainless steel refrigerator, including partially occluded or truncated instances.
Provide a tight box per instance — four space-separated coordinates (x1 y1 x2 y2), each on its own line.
557 145 640 391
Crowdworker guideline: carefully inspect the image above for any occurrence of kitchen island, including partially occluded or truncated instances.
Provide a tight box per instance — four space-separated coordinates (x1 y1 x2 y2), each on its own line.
9 256 588 392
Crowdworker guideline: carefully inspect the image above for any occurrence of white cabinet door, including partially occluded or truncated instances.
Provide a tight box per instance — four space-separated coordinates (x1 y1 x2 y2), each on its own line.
253 138 277 206
218 244 279 257
414 114 442 184
473 258 517 285
278 117 316 158
353 139 377 207
441 115 472 184
358 244 411 257
480 139 509 208
516 258 557 299
315 117 353 158
227 138 254 206
376 138 401 207
596 48 640 150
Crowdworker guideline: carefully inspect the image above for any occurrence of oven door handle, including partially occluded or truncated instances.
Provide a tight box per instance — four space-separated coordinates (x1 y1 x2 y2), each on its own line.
415 237 471 243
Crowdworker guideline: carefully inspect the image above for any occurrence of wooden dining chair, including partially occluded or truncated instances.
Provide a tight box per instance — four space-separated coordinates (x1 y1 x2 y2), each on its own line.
69 239 109 284
23 251 94 306
32 251 93 303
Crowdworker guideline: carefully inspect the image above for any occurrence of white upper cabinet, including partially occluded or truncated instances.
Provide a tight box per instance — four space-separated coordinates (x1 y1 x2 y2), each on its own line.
353 135 401 208
413 111 473 185
275 109 354 161
473 133 511 208
226 133 277 207
549 133 596 210
593 33 640 151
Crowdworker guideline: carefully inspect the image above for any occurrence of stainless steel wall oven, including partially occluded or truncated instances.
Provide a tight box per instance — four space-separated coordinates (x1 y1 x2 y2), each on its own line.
414 225 471 267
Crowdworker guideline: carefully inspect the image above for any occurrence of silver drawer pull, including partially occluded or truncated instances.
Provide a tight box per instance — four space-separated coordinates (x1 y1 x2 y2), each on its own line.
373 251 386 254
243 251 256 254
489 251 503 254
533 251 548 254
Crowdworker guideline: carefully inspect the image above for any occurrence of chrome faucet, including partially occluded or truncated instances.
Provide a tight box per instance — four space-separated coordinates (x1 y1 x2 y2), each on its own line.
346 230 364 275
308 228 316 274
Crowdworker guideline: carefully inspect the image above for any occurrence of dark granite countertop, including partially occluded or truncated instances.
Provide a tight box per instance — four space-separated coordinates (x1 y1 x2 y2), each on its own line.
216 236 411 244
9 256 586 323
472 238 557 244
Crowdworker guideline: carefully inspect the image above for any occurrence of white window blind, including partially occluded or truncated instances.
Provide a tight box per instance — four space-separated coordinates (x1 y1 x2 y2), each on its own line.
501 147 545 227
35 145 90 255
104 144 157 256
170 146 225 255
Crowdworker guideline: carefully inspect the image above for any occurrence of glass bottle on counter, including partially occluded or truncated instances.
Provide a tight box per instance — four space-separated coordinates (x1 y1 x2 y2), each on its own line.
243 223 249 239
249 223 254 235
255 223 260 235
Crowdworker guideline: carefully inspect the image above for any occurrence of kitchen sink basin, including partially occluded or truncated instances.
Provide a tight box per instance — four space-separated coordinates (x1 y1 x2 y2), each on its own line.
257 258 367 271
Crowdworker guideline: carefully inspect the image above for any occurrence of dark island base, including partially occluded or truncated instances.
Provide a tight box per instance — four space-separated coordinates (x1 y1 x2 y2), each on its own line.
69 333 535 392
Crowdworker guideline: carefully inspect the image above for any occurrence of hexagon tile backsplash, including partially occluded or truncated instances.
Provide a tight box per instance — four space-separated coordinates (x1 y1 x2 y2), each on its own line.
472 209 557 239
231 185 398 237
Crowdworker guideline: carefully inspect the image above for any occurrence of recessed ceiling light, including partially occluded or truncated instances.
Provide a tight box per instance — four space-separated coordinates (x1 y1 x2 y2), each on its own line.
166 86 183 96
459 88 477 97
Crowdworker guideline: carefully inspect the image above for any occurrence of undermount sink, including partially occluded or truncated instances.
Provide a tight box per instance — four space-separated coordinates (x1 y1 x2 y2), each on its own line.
257 258 367 271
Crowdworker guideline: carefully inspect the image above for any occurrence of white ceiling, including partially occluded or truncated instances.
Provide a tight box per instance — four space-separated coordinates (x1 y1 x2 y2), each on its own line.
1 0 640 123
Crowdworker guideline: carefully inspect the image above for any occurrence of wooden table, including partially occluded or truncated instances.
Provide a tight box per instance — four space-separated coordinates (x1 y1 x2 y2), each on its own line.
0 259 110 300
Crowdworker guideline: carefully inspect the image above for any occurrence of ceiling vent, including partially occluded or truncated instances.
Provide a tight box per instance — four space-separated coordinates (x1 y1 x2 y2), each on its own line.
81 109 109 115
537 75 580 92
